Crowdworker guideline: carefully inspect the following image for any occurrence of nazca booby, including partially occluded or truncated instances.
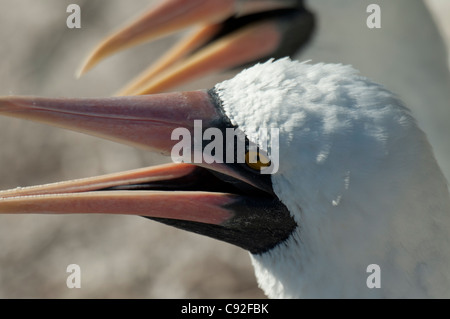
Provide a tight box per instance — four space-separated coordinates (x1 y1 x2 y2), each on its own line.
76 0 450 189
1 58 450 298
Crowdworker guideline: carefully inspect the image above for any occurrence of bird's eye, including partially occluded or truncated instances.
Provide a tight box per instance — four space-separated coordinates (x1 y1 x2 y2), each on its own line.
245 150 271 171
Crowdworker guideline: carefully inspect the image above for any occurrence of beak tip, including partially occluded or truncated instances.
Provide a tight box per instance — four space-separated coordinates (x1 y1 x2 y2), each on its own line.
114 86 132 96
77 46 107 78
0 96 13 112
76 60 93 78
75 68 84 79
113 91 126 97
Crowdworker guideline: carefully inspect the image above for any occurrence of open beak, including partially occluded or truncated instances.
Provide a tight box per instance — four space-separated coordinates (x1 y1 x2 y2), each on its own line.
77 0 314 95
0 92 296 254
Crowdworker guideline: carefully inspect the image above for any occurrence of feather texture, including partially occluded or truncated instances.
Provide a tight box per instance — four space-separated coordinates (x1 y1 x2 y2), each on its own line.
217 58 450 298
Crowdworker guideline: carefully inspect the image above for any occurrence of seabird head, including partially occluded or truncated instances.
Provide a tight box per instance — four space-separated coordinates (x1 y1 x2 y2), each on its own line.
1 58 450 298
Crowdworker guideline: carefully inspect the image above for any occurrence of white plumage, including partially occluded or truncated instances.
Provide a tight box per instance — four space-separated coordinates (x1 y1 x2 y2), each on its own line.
299 0 450 188
217 58 450 298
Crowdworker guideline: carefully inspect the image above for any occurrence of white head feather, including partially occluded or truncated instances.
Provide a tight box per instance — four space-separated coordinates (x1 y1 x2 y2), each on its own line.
215 58 450 298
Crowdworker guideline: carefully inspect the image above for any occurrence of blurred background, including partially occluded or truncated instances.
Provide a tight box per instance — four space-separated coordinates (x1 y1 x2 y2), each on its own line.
0 0 448 298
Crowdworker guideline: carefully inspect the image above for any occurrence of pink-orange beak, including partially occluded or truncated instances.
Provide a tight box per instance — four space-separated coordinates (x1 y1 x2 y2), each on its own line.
0 92 296 254
77 0 314 95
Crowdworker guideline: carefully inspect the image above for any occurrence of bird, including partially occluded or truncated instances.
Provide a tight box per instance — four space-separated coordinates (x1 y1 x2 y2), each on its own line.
1 0 449 299
76 0 450 188
1 58 450 298
77 0 315 95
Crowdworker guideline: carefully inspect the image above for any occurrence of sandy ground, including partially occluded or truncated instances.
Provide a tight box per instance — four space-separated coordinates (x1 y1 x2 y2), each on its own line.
0 0 449 298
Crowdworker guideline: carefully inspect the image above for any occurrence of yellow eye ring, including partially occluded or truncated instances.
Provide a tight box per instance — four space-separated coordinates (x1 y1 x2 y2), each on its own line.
245 150 271 171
